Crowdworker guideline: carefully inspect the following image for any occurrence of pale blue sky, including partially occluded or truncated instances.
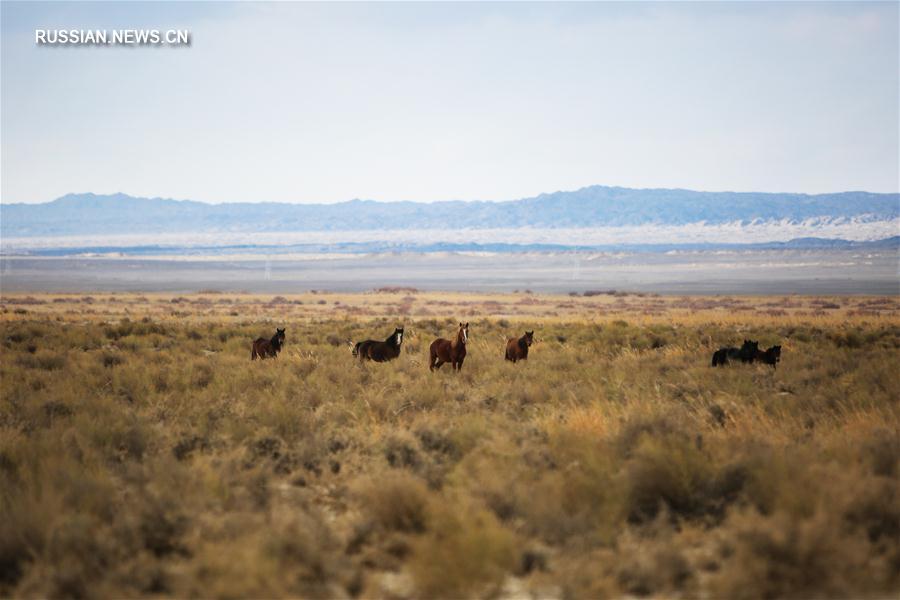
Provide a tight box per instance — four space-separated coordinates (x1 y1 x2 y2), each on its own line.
2 1 898 204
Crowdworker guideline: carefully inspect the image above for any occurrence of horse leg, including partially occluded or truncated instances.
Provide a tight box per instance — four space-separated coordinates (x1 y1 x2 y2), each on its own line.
456 357 464 372
251 346 258 360
430 349 444 370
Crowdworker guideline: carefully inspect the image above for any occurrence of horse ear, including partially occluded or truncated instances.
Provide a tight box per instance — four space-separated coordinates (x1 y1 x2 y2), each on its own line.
465 322 469 327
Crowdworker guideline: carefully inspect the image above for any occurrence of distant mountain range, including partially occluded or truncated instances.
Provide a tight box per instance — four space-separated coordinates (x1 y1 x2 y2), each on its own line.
2 186 898 237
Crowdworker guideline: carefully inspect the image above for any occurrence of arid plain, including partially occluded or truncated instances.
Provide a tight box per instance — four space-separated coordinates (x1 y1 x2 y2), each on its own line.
1 290 899 598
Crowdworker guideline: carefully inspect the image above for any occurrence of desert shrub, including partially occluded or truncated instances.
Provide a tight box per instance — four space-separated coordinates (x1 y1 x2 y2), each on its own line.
138 493 189 557
80 411 148 464
191 362 215 388
101 351 123 368
861 428 900 478
411 501 516 598
262 512 354 596
624 432 718 523
17 350 66 371
383 432 422 471
712 508 875 599
356 471 431 533
614 524 694 597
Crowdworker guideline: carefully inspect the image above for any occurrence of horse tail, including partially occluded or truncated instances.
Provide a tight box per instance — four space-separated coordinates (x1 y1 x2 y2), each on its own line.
351 342 361 357
251 343 257 361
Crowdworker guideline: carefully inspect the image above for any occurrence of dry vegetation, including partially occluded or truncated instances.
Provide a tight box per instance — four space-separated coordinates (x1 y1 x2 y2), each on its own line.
1 290 899 599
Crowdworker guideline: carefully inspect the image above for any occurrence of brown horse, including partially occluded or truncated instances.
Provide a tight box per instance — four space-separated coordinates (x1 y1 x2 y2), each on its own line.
251 328 285 360
429 323 468 372
505 330 534 363
352 327 404 362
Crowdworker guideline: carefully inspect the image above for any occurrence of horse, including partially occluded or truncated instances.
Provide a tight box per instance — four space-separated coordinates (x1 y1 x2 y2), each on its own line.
755 345 781 369
251 328 285 360
352 327 404 362
429 322 468 372
711 339 758 367
505 331 534 363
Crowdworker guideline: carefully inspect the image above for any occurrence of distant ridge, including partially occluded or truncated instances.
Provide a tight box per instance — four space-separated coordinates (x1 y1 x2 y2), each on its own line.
2 186 898 238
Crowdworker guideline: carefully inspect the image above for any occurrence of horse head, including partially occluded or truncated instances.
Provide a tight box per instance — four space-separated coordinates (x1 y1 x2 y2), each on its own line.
393 327 404 346
458 322 469 345
524 331 534 346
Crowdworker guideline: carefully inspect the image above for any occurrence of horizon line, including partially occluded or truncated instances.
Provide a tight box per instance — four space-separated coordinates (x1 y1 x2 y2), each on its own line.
3 184 898 207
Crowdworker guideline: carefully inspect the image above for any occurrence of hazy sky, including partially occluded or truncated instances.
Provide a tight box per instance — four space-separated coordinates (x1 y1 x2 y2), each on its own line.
2 1 898 204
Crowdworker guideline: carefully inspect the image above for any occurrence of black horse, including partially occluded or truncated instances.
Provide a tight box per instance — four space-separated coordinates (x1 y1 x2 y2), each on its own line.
251 328 285 360
755 345 781 369
711 339 759 367
352 327 404 362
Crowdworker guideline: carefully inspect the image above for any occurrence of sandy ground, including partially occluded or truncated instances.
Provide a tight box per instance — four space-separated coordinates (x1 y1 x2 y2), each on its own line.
0 249 897 295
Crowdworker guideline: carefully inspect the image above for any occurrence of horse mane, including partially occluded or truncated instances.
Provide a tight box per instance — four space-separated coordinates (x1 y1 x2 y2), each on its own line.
384 330 402 347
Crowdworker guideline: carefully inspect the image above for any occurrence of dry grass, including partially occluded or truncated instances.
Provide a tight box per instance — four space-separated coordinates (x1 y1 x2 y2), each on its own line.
1 291 899 598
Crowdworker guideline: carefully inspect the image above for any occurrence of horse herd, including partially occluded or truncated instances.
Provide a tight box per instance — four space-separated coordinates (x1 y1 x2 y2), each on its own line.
349 323 532 371
251 325 780 370
711 339 781 369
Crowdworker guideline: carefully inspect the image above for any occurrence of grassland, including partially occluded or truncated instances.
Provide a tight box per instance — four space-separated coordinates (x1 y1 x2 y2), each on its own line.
1 290 899 599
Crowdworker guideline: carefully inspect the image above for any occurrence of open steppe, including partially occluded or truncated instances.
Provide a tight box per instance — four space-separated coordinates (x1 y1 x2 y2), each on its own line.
1 290 899 598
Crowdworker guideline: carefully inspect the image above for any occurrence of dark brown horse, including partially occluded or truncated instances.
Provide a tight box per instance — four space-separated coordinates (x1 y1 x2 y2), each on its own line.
429 323 468 372
352 327 404 362
251 328 285 360
505 330 534 363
